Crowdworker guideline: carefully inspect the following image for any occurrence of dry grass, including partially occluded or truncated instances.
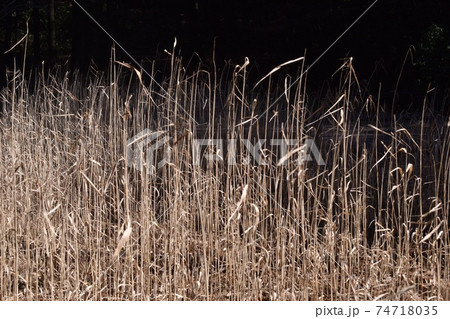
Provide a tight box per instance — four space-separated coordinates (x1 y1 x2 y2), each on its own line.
0 52 449 300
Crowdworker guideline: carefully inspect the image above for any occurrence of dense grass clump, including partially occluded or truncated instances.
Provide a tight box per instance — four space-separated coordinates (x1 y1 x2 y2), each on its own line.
0 52 449 300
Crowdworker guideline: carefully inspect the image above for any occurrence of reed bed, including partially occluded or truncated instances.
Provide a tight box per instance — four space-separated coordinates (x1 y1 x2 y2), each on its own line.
0 52 449 300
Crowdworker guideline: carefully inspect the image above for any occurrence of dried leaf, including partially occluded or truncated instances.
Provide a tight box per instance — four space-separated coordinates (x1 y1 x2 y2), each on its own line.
114 218 133 259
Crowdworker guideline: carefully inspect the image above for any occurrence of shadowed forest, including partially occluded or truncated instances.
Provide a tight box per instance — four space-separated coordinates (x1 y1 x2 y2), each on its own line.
1 0 450 301
1 1 450 102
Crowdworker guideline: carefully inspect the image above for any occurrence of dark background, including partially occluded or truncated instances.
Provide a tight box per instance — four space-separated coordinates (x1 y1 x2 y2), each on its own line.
1 0 450 110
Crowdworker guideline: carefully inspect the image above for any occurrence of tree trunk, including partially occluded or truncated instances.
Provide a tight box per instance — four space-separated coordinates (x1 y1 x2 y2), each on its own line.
32 0 41 65
70 0 89 70
1 2 14 90
47 0 56 64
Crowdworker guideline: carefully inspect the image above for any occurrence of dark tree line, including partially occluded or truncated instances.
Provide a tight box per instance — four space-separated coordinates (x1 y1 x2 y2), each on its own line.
1 0 58 87
1 0 450 97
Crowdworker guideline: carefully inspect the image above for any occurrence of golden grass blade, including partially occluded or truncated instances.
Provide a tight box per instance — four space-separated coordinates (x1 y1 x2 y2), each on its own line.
227 185 249 227
253 57 304 89
115 60 143 85
419 221 444 244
